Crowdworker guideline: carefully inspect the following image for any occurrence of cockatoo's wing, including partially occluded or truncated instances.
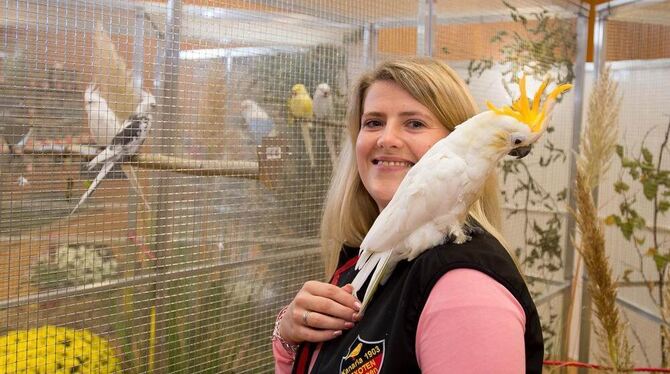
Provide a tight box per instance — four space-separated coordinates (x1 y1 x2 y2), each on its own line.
359 144 469 258
352 147 472 312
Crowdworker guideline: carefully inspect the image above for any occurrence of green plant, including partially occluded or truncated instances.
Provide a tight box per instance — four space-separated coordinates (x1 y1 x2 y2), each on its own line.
606 118 670 366
466 1 576 94
461 0 577 355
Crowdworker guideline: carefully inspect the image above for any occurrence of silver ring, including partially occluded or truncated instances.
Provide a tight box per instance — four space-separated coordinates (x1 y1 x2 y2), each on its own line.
302 310 311 326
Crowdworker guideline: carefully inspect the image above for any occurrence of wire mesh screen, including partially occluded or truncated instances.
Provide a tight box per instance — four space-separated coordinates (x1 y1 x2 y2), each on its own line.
0 0 586 372
0 0 353 372
591 0 670 368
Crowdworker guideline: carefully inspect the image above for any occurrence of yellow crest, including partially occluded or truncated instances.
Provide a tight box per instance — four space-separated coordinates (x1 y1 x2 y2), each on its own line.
486 75 572 133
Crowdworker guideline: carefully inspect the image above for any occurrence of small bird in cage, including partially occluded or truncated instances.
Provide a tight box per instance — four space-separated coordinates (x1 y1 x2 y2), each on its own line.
288 83 315 167
0 124 33 186
85 84 156 146
70 113 152 215
240 99 276 146
82 84 155 211
313 83 338 166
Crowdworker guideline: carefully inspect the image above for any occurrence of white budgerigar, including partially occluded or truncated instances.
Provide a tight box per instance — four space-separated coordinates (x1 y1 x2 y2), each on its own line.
313 83 339 166
241 100 276 146
70 113 152 215
351 76 572 312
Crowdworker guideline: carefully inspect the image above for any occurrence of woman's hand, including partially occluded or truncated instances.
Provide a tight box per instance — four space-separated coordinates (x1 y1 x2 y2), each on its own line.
280 281 362 344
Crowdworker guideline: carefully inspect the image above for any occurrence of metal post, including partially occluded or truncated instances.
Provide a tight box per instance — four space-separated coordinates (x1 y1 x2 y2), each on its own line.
576 7 610 373
559 7 589 369
128 5 144 237
593 8 609 79
152 0 181 372
416 0 435 56
363 23 378 68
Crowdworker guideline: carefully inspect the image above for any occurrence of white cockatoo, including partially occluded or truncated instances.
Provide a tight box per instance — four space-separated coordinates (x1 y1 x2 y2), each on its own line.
313 83 339 166
241 100 276 146
288 83 315 167
70 114 152 215
351 76 572 312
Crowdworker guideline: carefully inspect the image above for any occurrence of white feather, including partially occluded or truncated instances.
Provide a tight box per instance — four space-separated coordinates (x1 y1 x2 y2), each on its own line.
85 85 122 146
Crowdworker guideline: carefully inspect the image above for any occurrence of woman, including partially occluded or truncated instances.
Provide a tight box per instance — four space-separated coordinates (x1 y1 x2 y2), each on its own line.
272 57 543 373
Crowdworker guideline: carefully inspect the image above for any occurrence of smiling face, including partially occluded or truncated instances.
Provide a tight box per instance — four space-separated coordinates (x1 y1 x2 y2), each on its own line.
356 80 450 211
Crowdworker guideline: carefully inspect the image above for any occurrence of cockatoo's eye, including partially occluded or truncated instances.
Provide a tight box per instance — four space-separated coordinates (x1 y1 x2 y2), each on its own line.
511 134 525 145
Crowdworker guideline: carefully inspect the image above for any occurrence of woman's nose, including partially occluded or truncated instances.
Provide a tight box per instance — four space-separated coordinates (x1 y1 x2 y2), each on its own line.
377 122 403 148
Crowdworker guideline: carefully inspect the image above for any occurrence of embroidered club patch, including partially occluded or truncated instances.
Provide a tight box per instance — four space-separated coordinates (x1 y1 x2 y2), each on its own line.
339 335 385 374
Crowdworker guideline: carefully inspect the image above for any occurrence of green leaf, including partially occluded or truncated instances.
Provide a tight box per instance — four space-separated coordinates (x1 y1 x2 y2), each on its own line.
614 181 629 193
634 235 646 245
653 253 670 271
642 147 653 164
621 221 634 241
659 200 670 213
643 178 658 200
615 144 624 158
622 269 633 283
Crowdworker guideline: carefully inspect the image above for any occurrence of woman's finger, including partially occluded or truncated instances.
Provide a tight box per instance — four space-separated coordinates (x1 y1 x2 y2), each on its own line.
302 310 355 331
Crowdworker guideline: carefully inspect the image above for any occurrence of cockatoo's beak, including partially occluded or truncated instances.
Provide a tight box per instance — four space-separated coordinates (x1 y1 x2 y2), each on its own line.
508 145 532 159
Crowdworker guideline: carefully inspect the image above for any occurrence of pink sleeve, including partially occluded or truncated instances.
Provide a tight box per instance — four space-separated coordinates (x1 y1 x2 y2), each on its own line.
273 338 294 373
416 268 527 374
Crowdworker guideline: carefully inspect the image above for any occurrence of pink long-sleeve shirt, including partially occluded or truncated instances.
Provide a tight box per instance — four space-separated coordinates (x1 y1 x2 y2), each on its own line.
273 268 526 373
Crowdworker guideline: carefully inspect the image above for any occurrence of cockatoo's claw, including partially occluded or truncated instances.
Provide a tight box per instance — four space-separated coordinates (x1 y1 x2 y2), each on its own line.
451 233 471 244
463 226 486 237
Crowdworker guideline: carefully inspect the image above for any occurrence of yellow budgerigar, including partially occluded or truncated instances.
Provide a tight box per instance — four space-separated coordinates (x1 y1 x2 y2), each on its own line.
351 76 572 313
288 83 315 167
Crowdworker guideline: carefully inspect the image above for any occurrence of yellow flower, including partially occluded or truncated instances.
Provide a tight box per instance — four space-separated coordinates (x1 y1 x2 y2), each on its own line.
0 325 122 373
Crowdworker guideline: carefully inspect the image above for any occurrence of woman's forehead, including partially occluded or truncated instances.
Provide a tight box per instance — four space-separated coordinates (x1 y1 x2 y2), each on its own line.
363 81 432 116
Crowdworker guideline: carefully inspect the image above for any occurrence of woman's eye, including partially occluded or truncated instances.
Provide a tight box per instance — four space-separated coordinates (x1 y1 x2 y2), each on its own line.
407 120 426 129
363 120 383 128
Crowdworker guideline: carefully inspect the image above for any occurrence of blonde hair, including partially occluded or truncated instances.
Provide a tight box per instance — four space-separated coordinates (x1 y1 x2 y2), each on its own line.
320 57 507 277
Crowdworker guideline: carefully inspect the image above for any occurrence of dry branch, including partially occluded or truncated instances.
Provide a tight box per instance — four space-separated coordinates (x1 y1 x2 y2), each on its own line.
573 65 631 371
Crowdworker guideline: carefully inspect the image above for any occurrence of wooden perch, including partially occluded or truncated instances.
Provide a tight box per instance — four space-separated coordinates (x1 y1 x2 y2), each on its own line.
12 137 290 188
133 153 257 177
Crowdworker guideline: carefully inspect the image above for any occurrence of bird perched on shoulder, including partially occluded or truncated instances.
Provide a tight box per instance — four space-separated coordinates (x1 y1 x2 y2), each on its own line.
70 113 152 215
288 83 315 167
351 76 572 312
313 83 339 166
241 100 276 146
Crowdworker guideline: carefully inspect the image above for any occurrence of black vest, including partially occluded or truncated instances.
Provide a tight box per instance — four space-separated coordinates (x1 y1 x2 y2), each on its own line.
293 231 544 374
